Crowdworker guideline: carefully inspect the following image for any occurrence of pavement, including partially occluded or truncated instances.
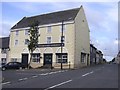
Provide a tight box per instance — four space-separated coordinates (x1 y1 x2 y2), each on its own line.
2 63 118 89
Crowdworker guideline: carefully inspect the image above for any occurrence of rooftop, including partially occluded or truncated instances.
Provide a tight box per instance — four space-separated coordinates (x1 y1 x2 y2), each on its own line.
11 7 81 29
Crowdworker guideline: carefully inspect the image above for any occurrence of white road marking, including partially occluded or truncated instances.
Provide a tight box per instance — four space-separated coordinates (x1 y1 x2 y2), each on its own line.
55 71 60 73
40 70 66 76
82 71 94 77
2 82 11 85
51 72 57 74
2 70 68 86
19 79 24 81
16 69 25 71
44 80 72 90
82 73 90 77
89 71 94 74
19 78 28 81
49 72 56 74
32 76 38 78
40 73 48 76
58 71 62 72
23 78 28 80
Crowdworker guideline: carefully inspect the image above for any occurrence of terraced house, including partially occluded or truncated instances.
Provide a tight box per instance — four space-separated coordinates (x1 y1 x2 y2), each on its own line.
8 6 90 69
0 37 9 65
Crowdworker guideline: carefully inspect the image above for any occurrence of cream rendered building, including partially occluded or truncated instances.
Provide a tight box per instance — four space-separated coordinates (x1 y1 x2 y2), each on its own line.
9 6 90 69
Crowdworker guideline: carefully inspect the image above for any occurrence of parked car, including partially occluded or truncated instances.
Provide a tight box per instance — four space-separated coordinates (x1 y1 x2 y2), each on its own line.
113 62 116 64
2 62 27 71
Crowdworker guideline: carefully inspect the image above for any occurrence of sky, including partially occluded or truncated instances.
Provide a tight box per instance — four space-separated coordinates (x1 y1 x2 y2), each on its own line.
0 0 119 61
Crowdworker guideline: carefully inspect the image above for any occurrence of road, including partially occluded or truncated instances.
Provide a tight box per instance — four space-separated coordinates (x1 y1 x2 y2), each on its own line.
2 64 118 89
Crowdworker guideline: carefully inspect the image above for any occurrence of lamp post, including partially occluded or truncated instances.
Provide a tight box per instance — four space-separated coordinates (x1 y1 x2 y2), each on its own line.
61 21 64 70
60 17 72 70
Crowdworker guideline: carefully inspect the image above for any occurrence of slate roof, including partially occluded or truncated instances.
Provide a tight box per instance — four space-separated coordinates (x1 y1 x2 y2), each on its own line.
90 44 97 50
0 37 9 49
11 7 81 29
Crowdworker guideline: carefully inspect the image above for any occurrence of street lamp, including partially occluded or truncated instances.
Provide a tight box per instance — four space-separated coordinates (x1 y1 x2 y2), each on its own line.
60 17 72 70
61 21 64 70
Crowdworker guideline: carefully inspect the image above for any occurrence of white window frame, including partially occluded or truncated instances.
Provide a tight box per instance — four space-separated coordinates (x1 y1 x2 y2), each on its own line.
15 40 18 45
47 26 52 33
1 49 7 54
1 58 6 64
25 39 29 45
46 36 52 44
56 53 68 63
25 29 29 35
31 53 40 63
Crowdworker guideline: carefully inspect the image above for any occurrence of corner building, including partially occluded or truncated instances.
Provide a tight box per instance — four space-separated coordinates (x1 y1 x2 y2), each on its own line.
9 6 90 69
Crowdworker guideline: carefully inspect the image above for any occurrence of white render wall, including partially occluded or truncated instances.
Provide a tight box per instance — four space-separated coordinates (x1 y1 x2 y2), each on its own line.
9 22 75 68
74 6 90 68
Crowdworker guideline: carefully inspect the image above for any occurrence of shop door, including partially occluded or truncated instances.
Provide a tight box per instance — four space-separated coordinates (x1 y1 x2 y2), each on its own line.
44 54 52 66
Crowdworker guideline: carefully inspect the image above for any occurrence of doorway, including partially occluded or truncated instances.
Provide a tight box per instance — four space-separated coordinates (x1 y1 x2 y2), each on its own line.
21 54 29 67
44 54 52 67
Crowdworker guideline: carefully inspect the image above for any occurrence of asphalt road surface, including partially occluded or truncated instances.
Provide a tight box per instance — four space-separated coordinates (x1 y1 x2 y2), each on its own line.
2 64 118 89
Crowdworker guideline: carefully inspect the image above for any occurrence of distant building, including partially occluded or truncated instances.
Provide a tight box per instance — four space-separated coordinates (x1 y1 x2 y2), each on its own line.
95 50 103 64
0 37 9 65
98 50 103 64
8 6 90 69
96 50 100 64
90 44 97 65
103 58 107 63
90 44 103 65
115 51 120 64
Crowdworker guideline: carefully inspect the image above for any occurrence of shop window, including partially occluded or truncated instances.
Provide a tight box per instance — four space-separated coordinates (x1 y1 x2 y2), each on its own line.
56 53 68 63
32 53 40 62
